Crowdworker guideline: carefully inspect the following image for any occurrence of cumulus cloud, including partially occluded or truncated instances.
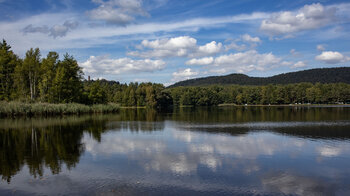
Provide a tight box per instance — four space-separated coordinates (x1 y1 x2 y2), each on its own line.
211 50 284 74
80 55 165 76
87 0 149 25
242 34 261 43
317 44 325 51
291 61 307 68
186 57 214 65
260 3 336 37
129 36 223 58
315 51 350 64
194 41 222 57
22 20 79 38
172 68 199 82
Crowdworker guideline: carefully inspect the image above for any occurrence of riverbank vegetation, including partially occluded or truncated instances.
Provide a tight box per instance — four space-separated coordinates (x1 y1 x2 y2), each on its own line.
1 39 350 113
0 102 119 116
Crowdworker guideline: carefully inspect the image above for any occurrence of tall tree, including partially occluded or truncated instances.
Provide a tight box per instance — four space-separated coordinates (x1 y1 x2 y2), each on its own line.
0 40 19 100
39 52 59 102
22 48 41 101
52 54 83 103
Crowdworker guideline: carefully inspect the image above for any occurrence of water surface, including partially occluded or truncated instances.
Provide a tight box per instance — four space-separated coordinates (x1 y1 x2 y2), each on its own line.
1 106 350 195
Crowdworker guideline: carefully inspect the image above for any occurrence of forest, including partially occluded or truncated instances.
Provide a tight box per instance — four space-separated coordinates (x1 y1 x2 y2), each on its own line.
1 39 350 110
170 67 350 87
0 40 170 108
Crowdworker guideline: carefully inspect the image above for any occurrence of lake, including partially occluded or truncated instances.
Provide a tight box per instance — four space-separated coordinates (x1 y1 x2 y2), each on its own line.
1 106 350 195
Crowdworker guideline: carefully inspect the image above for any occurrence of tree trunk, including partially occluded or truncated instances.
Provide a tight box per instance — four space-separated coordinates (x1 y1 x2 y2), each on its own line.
29 72 33 100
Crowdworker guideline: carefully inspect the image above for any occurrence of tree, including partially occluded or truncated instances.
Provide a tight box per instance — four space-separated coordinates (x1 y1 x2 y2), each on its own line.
22 48 41 101
88 80 107 104
39 52 59 102
0 40 20 101
52 54 83 103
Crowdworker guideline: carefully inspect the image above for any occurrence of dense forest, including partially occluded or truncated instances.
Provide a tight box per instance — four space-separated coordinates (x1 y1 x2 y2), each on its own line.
170 67 350 87
1 39 349 108
166 83 350 106
0 40 170 108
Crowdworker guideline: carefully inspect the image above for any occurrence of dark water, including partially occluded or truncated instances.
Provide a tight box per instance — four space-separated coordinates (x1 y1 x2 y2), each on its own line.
1 106 350 196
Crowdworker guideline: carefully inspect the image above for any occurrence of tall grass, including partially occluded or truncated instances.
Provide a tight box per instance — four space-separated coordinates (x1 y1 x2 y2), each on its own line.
0 102 120 117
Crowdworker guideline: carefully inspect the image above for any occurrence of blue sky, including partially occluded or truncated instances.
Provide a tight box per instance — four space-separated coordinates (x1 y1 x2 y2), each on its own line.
1 0 350 85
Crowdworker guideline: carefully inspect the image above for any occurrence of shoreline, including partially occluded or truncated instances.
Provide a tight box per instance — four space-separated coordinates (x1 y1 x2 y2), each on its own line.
0 102 120 117
1 102 349 117
218 103 350 107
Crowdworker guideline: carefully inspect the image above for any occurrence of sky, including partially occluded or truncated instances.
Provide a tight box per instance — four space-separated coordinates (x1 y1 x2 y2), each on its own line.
1 0 350 85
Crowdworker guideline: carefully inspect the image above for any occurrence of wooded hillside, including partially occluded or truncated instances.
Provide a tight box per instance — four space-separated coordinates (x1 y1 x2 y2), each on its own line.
170 67 350 87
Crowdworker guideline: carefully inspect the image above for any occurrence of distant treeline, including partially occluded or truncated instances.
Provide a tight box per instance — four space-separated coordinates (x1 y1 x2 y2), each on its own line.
166 83 350 106
170 67 350 87
1 40 349 108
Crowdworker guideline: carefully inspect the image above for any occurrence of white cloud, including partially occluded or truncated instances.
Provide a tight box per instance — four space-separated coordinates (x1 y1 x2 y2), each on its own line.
0 11 268 54
317 44 325 51
87 0 149 25
211 50 284 74
186 57 214 65
224 42 246 51
172 68 199 82
129 36 222 58
80 55 165 76
315 51 350 64
224 34 260 52
195 41 222 56
140 36 197 49
241 34 261 43
260 3 336 37
291 61 307 68
128 36 197 58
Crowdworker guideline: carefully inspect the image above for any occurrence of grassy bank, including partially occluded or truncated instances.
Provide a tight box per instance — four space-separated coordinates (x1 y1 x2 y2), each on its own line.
0 102 120 117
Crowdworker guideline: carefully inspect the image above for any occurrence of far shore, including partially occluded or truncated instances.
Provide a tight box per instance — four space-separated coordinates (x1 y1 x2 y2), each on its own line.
217 103 350 107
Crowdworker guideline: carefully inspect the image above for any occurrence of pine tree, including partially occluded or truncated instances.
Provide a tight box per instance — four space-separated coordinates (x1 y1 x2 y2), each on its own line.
0 40 20 100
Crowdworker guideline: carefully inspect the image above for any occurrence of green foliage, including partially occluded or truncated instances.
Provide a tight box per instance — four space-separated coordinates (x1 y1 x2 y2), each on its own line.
0 39 349 111
0 40 20 101
166 83 350 106
22 48 41 100
51 54 84 103
0 102 119 116
170 67 350 87
39 52 59 102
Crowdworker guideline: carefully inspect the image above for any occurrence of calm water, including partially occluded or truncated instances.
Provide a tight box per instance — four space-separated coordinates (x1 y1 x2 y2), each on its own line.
1 106 350 196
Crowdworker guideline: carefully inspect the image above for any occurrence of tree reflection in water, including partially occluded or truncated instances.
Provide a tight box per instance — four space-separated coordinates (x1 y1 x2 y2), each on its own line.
0 106 349 186
0 109 165 183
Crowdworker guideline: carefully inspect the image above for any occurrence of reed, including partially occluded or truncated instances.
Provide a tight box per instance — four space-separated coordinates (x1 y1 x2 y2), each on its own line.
0 102 120 117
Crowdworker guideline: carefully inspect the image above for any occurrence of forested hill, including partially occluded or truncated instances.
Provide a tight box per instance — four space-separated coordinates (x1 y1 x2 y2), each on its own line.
169 67 350 87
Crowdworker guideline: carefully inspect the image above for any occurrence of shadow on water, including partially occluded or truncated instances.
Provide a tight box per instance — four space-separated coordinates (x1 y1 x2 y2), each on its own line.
1 106 350 184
